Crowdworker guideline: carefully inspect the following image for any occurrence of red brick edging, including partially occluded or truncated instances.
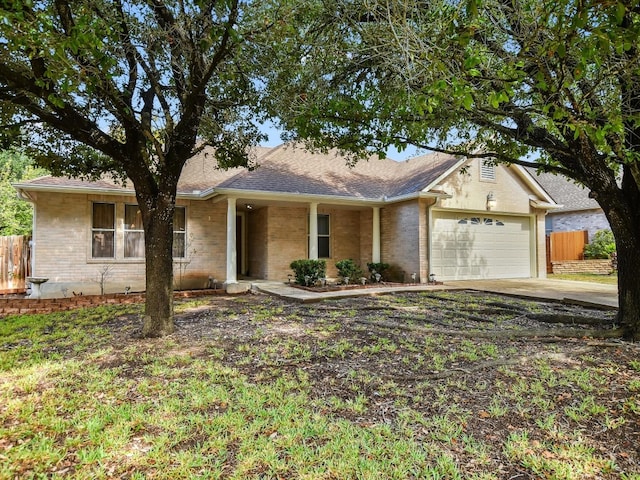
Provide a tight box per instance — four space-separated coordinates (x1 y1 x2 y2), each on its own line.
0 289 227 316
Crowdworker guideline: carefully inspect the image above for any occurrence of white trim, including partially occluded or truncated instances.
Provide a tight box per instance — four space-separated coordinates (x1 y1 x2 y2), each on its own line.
309 203 318 260
225 197 237 284
512 165 558 204
216 187 385 206
372 207 380 263
421 158 467 192
384 191 452 203
529 198 562 210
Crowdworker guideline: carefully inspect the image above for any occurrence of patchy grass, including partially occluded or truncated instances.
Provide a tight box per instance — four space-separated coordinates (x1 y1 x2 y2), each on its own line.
548 273 618 285
0 291 638 479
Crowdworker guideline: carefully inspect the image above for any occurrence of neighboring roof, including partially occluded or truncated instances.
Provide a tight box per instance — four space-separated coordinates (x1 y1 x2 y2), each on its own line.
14 144 462 202
525 168 600 212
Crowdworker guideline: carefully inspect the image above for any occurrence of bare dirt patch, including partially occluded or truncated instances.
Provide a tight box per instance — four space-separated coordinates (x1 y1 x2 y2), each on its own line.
102 289 640 478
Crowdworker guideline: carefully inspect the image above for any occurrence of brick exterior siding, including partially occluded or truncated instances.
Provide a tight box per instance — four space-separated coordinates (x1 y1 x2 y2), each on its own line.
549 210 610 241
381 201 422 283
250 206 369 282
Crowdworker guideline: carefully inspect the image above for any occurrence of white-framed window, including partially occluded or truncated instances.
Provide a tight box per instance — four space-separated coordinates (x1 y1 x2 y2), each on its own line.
309 214 331 258
173 206 186 258
480 160 496 181
317 214 330 258
458 217 504 226
121 204 186 258
92 202 115 258
124 204 145 258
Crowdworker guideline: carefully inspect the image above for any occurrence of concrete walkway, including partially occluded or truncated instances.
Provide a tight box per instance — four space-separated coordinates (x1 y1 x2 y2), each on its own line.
251 281 458 303
252 278 618 309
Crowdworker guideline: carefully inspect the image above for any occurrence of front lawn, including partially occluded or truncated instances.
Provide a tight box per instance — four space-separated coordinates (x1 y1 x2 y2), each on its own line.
1 292 638 479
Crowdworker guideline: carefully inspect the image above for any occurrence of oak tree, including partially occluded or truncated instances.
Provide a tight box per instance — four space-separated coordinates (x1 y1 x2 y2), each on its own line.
269 0 640 339
0 0 294 336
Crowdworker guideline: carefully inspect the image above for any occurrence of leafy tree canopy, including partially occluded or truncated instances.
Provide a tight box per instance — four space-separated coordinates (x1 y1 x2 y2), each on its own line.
0 0 303 336
270 0 640 176
0 149 48 236
265 0 640 338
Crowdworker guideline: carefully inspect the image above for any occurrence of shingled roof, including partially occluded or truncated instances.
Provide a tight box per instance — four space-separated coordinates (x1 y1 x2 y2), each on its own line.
525 168 600 212
16 144 463 201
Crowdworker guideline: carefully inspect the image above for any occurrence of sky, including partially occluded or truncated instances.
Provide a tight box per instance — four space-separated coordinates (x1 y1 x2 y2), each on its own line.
258 121 422 162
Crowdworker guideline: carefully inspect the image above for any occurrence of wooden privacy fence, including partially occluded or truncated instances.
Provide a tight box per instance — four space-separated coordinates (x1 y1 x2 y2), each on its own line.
546 230 589 273
0 235 31 295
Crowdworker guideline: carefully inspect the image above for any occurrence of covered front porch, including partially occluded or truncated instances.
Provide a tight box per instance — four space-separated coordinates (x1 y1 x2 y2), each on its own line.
215 193 383 290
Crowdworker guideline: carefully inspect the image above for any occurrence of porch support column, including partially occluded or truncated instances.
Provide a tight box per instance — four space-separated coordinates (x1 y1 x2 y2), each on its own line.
309 202 318 260
225 197 237 285
372 207 381 263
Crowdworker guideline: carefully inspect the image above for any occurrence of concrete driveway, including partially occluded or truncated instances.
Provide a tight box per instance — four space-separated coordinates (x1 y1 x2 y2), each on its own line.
254 278 618 309
445 278 618 309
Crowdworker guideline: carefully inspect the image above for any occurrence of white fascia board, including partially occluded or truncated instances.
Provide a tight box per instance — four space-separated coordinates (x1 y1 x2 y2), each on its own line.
181 187 217 199
421 158 467 192
213 187 385 207
13 182 218 200
530 198 563 210
384 191 452 204
13 183 137 197
513 165 557 204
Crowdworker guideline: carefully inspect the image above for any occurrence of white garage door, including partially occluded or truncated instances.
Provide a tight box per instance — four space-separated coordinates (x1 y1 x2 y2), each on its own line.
431 211 532 281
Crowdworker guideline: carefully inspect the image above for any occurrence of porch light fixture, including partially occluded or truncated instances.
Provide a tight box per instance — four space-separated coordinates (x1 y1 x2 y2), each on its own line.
486 192 497 210
245 203 254 210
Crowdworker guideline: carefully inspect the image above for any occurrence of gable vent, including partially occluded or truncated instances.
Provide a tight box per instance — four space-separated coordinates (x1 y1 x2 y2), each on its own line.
480 160 496 181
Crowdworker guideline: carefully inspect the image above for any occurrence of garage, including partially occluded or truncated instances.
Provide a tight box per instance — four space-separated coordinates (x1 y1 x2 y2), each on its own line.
430 210 532 281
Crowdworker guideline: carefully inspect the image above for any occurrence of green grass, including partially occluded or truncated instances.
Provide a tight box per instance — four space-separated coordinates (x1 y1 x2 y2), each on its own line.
548 273 618 285
0 293 637 479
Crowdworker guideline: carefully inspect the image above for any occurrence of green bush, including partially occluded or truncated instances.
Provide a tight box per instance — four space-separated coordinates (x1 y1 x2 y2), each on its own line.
335 259 364 284
583 229 616 259
290 259 326 285
367 262 390 282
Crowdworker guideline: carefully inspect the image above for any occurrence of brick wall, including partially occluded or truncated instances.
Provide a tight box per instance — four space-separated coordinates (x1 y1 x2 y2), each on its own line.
265 206 307 280
550 210 610 241
32 192 228 296
259 206 369 281
0 289 225 316
381 201 421 282
551 259 614 274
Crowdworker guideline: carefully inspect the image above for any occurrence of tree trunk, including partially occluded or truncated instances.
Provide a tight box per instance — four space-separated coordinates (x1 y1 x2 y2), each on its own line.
140 193 176 338
606 206 640 341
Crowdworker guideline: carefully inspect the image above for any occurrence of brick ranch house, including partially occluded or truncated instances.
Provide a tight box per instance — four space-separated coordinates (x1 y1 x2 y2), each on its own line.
13 144 558 298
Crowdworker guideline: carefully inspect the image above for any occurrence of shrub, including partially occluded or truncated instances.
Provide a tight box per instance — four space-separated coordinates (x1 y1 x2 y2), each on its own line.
367 262 390 282
583 229 616 259
335 259 364 284
290 259 326 285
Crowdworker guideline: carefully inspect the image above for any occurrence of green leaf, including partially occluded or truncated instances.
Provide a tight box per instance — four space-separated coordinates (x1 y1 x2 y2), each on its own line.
462 93 474 110
615 3 626 24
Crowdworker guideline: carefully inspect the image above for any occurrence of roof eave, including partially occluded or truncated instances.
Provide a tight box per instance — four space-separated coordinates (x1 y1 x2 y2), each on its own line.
421 157 468 191
214 187 386 206
384 191 453 203
530 198 563 210
513 165 558 205
13 182 136 197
